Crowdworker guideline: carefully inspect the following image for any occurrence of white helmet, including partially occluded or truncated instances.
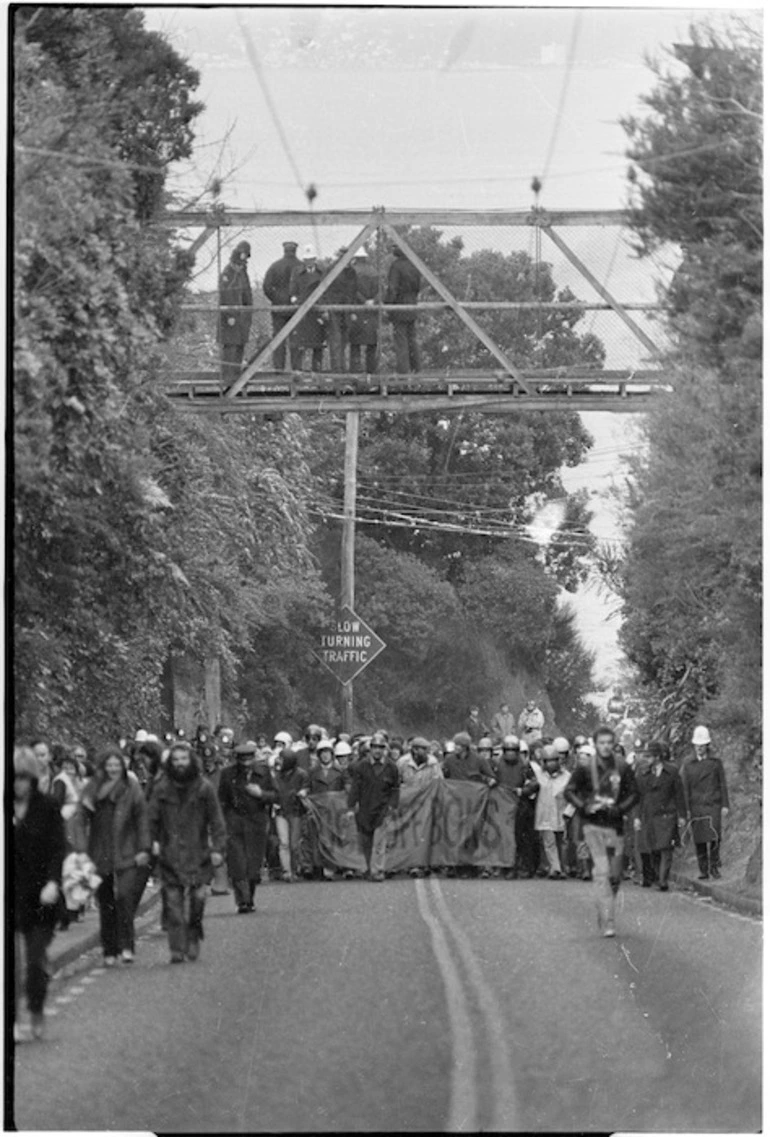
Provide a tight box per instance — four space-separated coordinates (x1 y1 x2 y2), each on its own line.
134 729 148 743
692 725 711 746
302 243 316 260
274 731 293 748
334 741 352 758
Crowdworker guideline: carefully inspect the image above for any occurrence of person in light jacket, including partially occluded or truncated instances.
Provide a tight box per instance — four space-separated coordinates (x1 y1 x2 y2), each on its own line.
531 745 572 879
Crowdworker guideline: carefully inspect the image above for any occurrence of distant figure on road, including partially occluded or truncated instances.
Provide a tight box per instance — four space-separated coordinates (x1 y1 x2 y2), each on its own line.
518 700 545 744
271 748 310 883
491 703 516 744
262 240 301 371
218 240 253 383
289 246 326 372
149 741 226 964
218 741 278 913
346 731 399 882
681 725 729 880
606 686 627 724
531 745 572 879
565 727 639 937
634 740 686 891
493 736 539 879
349 247 380 374
465 705 487 745
385 243 421 373
13 746 66 1041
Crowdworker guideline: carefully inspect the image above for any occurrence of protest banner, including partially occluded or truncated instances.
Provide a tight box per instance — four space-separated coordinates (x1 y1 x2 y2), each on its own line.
303 781 518 872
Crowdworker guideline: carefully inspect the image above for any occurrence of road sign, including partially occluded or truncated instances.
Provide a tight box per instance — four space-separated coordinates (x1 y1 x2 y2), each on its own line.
313 606 386 685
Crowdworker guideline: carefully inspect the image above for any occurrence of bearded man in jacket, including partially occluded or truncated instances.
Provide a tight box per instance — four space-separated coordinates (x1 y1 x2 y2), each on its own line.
149 742 226 963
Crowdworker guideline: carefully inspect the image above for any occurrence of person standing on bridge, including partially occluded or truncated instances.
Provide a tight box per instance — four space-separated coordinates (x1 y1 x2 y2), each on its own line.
149 741 226 963
349 247 380 374
218 240 253 384
681 725 729 881
289 246 326 372
218 741 277 912
346 731 400 882
385 243 421 374
565 727 639 937
325 247 358 373
262 240 301 371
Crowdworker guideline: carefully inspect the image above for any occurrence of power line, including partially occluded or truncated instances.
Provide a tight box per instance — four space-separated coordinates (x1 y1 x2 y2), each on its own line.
540 11 582 187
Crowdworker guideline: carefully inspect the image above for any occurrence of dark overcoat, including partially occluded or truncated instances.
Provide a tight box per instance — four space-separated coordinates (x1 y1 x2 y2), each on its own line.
14 789 66 933
385 255 421 324
636 764 686 853
149 771 226 887
349 262 380 344
218 762 277 878
218 261 253 345
682 755 729 844
289 265 327 348
263 252 301 306
74 775 151 875
347 758 399 833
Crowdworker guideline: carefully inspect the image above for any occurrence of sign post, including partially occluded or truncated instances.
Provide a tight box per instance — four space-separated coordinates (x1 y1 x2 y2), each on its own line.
341 411 359 733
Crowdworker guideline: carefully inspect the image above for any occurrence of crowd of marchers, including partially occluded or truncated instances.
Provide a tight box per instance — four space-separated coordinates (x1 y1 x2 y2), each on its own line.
13 717 729 1042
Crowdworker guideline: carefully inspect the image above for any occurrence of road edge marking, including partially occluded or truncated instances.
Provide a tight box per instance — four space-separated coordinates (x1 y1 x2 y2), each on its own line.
414 876 479 1132
429 877 521 1132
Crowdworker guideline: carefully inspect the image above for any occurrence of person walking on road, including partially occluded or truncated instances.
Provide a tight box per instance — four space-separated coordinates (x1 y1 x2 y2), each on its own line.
262 240 301 370
346 731 399 882
385 243 421 373
397 737 443 787
681 725 729 880
218 741 278 912
148 741 227 963
73 746 151 965
493 735 540 879
272 748 310 882
634 741 686 891
218 240 253 383
13 746 66 1041
565 727 639 937
531 745 572 879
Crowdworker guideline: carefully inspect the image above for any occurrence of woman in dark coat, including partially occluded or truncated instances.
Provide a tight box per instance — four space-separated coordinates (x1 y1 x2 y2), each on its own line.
289 250 326 371
13 746 66 1040
218 240 253 381
634 742 686 890
218 741 278 912
73 746 151 965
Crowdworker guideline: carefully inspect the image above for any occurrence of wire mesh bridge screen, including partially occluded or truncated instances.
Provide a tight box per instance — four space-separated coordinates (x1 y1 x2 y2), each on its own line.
159 207 671 414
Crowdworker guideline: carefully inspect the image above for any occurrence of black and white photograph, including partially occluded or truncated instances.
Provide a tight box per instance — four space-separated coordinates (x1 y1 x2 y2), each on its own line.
10 3 762 1131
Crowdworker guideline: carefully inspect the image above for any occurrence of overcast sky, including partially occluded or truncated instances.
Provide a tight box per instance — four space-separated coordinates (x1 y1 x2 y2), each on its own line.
143 4 759 687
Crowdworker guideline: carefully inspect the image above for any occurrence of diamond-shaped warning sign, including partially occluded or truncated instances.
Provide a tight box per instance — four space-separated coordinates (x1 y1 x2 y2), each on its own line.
312 605 386 685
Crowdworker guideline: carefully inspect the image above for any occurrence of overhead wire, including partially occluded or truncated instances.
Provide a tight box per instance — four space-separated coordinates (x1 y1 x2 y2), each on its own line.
539 11 583 188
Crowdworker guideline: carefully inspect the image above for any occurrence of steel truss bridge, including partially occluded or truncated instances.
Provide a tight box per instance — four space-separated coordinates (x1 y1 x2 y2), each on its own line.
159 206 670 415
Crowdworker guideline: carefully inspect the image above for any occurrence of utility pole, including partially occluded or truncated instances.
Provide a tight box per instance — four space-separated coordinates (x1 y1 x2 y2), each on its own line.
341 411 359 734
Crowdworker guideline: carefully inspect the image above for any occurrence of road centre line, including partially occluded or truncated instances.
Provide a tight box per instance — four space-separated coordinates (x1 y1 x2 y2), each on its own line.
428 877 521 1132
414 877 479 1132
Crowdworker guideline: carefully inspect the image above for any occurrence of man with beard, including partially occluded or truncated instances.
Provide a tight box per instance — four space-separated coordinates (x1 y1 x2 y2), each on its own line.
149 742 226 963
218 741 278 912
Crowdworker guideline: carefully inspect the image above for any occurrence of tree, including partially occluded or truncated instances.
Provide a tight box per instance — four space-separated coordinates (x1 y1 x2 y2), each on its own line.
614 19 761 747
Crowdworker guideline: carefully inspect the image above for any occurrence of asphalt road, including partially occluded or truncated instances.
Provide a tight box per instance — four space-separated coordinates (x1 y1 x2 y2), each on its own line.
13 876 761 1132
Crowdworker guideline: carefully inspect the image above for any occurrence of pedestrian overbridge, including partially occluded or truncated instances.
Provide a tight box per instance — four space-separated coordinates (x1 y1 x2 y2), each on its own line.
158 206 671 414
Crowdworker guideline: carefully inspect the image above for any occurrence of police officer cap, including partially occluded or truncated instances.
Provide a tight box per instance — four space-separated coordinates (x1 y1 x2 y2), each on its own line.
235 741 257 757
453 732 472 748
502 734 520 750
283 241 298 250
